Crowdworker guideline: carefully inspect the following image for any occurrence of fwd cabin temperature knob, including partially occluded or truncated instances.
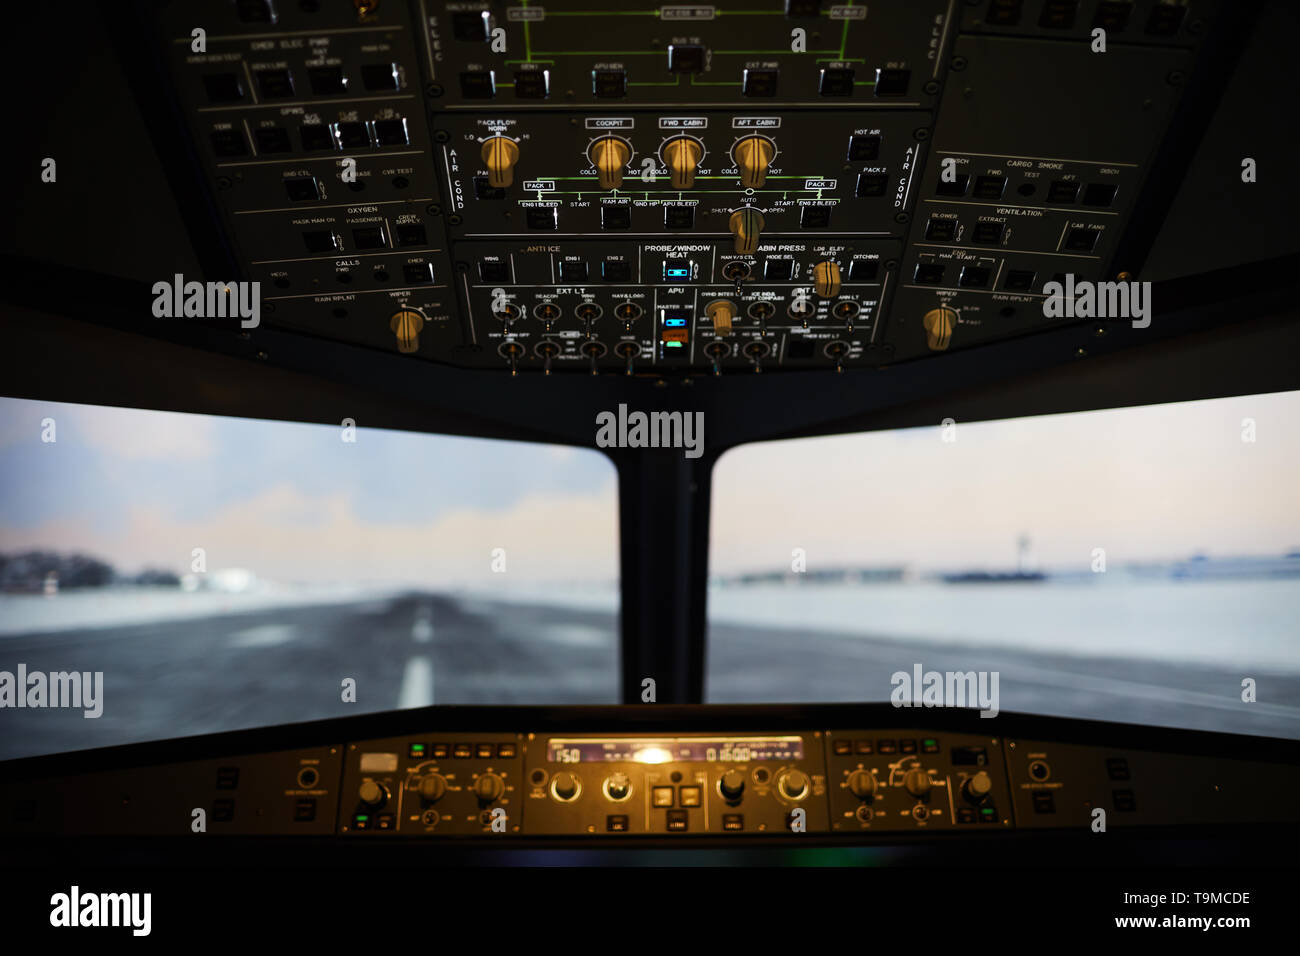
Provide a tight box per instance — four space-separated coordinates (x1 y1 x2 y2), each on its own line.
847 770 876 801
734 135 775 189
729 207 764 255
813 261 841 298
922 307 956 351
719 769 746 801
481 136 520 189
589 137 631 190
664 136 703 189
963 771 993 804
903 767 932 799
389 308 424 354
418 773 447 803
358 780 387 808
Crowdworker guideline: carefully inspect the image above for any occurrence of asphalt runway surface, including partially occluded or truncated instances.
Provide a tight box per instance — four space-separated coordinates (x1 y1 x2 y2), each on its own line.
2 591 1297 760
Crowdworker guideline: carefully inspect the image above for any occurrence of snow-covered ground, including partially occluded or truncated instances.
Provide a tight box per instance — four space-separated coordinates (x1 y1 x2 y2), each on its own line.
0 584 408 636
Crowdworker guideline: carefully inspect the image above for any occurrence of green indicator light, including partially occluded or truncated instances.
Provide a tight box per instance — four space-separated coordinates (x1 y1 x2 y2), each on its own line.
356 815 369 821
981 807 995 816
923 739 936 747
411 745 424 752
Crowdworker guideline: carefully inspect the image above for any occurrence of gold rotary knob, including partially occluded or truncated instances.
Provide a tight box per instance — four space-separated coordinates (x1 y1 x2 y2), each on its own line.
728 207 765 255
588 136 632 190
663 136 703 190
705 300 735 335
813 261 841 298
734 135 775 189
480 136 520 189
922 307 957 351
390 308 425 354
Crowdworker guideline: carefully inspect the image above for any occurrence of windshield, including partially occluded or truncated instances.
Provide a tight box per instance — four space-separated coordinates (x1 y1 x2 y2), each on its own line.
707 390 1300 739
0 399 619 759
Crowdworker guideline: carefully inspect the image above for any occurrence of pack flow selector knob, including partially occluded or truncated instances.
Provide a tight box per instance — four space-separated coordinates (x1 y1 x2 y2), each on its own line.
903 767 932 799
589 136 631 190
664 136 703 189
734 135 775 189
474 773 505 803
963 771 993 804
419 774 447 803
923 307 957 351
779 770 810 800
481 136 520 188
813 261 842 298
705 299 736 335
729 207 765 255
719 769 746 801
847 770 876 800
552 771 579 801
358 780 387 807
390 308 424 354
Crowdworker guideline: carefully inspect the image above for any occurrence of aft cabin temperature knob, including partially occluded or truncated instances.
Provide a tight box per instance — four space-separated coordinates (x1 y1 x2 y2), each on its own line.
963 771 993 804
813 261 842 298
847 770 876 801
664 136 703 190
481 136 520 189
589 136 632 190
720 769 746 801
734 135 775 189
903 767 932 799
922 307 956 351
729 207 765 255
358 780 387 808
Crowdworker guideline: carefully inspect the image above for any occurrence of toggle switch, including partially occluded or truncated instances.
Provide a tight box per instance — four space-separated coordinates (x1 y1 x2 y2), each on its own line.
389 308 425 353
589 136 632 190
480 136 520 188
663 136 703 190
813 260 842 298
922 307 956 351
734 135 775 189
729 207 765 255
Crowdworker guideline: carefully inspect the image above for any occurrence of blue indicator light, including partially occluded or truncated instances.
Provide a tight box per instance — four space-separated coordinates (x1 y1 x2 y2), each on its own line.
664 318 687 327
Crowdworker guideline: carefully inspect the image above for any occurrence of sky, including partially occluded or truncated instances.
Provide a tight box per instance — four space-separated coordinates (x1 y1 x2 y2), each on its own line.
1 391 1297 585
711 390 1300 574
0 399 619 587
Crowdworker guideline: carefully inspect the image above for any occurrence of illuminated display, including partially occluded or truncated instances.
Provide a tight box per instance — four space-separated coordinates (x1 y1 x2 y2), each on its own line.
546 736 803 764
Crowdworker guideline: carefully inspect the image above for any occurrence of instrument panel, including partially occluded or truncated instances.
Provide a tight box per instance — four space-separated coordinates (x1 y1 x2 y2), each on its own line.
127 0 1223 373
4 707 1295 840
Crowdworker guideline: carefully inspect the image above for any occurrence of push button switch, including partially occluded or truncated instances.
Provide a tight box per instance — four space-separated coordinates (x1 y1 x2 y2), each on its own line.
592 69 627 98
819 67 855 96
